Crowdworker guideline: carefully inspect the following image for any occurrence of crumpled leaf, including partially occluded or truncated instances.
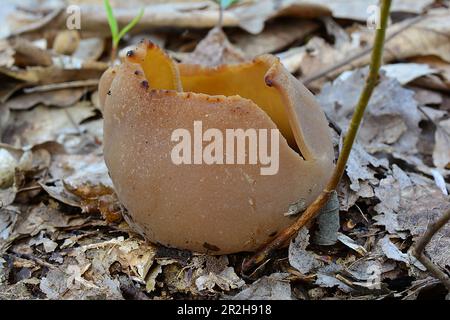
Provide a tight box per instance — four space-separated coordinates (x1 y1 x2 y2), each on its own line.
2 103 95 149
289 228 322 274
318 68 422 158
232 273 292 300
378 235 425 271
315 264 353 293
195 266 244 292
0 206 19 241
397 184 450 268
373 165 412 234
39 237 157 299
13 202 88 237
335 133 388 211
193 255 244 292
29 231 58 253
282 10 450 84
433 118 450 169
182 27 246 67
42 153 120 221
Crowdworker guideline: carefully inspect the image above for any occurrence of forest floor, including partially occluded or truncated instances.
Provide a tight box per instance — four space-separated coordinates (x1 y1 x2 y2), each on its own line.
0 0 449 300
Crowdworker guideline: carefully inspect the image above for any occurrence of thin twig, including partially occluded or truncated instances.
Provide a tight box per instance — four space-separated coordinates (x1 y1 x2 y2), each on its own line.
303 15 424 85
242 0 392 274
412 208 450 292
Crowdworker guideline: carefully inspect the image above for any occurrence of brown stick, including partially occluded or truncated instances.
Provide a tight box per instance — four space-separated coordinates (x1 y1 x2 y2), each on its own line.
412 208 450 292
242 0 392 274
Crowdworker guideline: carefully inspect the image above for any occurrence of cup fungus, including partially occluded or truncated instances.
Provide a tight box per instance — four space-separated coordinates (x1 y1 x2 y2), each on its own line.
99 40 334 254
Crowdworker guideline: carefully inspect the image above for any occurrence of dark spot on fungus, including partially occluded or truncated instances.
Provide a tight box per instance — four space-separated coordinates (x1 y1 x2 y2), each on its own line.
203 242 220 252
107 90 111 96
265 76 273 87
141 80 149 89
134 70 141 76
186 93 191 98
269 231 277 237
126 50 134 57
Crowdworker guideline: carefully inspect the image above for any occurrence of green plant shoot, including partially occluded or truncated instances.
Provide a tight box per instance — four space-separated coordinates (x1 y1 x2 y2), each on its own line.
104 0 144 60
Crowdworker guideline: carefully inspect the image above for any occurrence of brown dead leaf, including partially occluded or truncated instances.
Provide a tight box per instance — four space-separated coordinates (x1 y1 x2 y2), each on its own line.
289 228 323 274
280 10 450 85
318 68 422 157
14 202 88 237
232 18 319 57
43 153 120 222
0 59 107 86
1 2 62 39
2 103 95 148
373 165 414 234
4 88 86 110
397 183 450 268
0 40 14 68
409 56 450 91
11 38 52 67
231 273 292 300
181 27 246 66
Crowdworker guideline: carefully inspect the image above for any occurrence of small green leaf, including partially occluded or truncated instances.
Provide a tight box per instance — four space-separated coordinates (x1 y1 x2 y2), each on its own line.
117 8 144 43
104 0 119 46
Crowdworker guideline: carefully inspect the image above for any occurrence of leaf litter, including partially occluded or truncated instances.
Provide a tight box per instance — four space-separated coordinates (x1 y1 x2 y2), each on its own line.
0 0 449 300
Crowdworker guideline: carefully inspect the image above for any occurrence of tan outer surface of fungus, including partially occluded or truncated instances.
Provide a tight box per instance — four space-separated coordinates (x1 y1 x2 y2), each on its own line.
99 41 334 254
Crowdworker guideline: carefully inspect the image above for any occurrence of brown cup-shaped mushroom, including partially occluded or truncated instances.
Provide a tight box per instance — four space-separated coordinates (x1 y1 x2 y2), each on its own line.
99 40 334 254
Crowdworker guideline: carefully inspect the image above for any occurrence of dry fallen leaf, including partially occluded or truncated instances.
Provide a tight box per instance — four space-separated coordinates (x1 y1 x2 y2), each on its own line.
318 68 422 159
231 273 292 300
3 88 86 110
433 118 450 169
289 228 323 274
181 27 246 66
231 19 319 57
2 103 95 148
397 183 450 268
280 9 450 85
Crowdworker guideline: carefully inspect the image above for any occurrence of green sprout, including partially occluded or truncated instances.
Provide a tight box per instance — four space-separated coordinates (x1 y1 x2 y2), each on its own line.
104 0 144 62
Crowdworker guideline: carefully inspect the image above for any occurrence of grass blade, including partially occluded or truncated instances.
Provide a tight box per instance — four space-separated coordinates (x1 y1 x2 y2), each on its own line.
104 0 119 46
117 8 144 43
